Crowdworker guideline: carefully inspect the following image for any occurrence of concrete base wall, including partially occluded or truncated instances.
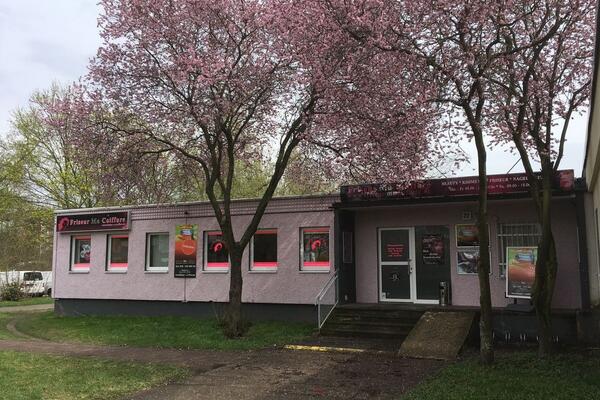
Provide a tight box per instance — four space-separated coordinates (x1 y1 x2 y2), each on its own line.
491 311 577 344
54 299 317 323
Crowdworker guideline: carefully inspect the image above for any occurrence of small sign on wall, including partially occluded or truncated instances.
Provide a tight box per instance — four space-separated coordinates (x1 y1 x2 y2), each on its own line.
174 224 198 278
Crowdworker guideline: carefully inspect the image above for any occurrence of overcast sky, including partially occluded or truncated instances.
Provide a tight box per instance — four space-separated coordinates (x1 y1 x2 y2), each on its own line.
0 1 589 178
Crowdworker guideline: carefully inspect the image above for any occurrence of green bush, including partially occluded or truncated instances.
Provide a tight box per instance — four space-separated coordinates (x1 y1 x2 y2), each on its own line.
1 282 24 301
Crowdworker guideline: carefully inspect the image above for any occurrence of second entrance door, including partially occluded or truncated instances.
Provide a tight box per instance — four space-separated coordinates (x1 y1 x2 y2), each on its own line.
379 228 415 302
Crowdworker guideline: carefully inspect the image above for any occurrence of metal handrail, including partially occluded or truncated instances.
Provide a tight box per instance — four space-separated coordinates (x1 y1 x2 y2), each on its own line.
316 271 339 329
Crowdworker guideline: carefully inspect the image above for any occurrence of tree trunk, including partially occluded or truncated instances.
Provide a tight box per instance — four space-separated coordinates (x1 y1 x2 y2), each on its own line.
532 169 557 357
222 247 247 338
474 129 494 365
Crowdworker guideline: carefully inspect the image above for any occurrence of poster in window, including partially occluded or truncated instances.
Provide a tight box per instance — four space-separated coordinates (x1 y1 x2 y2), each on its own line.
302 229 330 267
456 224 480 247
174 224 198 277
457 249 479 274
380 229 409 262
206 231 229 270
506 246 537 299
422 234 444 265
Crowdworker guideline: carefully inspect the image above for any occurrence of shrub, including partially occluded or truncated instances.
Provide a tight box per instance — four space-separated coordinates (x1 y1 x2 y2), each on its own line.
1 281 24 301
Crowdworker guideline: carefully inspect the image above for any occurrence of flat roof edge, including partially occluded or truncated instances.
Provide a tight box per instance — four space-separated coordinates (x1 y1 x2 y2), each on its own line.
54 193 340 215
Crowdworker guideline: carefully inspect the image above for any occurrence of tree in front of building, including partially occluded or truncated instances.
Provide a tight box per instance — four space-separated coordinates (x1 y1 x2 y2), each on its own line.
487 0 594 357
55 0 439 337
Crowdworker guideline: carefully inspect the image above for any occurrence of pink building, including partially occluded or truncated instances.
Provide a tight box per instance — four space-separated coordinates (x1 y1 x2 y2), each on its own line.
52 171 589 337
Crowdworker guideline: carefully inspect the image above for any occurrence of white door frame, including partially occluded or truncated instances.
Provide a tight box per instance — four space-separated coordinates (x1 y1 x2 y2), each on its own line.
378 227 440 304
378 227 416 303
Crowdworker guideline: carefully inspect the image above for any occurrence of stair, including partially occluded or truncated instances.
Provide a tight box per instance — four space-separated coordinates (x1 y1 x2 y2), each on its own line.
320 305 425 339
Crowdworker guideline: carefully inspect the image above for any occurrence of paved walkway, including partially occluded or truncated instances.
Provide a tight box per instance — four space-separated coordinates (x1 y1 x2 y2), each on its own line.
0 303 53 313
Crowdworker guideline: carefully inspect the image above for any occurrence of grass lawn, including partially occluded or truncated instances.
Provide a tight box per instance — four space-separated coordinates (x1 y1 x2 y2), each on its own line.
403 351 600 400
16 312 314 350
0 297 53 308
0 350 187 400
0 313 19 339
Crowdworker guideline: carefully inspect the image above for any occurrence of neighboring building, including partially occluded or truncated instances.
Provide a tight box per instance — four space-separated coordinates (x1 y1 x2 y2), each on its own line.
583 9 600 308
52 170 588 337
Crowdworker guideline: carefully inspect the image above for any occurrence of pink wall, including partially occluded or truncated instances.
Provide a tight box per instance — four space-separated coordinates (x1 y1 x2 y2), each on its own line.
53 196 336 305
53 194 583 310
353 197 582 309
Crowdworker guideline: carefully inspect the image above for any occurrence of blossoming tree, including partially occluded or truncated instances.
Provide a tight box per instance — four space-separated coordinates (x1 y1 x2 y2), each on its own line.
487 0 595 356
69 0 440 336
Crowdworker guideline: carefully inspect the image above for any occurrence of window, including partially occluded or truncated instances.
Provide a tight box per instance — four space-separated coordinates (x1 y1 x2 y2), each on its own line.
71 236 91 272
251 229 277 271
23 272 42 281
205 231 229 272
146 233 169 272
107 235 128 272
301 227 330 271
497 223 541 277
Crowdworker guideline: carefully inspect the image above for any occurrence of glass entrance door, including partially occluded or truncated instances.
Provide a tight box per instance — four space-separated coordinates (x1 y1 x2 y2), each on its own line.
378 228 415 302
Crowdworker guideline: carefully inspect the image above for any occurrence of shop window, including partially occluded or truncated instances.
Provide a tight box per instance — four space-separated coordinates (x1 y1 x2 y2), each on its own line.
107 235 129 272
455 224 494 275
301 227 330 271
251 229 277 271
70 236 91 272
497 223 541 277
146 233 169 272
205 231 229 272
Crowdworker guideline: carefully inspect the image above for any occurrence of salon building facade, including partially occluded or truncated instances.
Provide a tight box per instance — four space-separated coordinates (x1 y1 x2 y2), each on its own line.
52 169 590 328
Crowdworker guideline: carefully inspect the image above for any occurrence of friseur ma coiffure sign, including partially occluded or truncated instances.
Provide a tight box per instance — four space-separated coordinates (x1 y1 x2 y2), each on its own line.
56 211 130 233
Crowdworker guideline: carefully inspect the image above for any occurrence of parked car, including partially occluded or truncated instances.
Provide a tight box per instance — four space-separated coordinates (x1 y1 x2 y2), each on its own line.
0 270 51 297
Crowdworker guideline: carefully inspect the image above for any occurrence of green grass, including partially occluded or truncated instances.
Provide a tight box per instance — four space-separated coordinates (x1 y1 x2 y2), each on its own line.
403 351 600 400
0 297 53 308
0 313 19 339
17 312 314 350
0 350 188 400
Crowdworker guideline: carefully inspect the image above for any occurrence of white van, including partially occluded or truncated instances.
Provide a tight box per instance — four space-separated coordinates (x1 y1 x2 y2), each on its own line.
0 270 51 297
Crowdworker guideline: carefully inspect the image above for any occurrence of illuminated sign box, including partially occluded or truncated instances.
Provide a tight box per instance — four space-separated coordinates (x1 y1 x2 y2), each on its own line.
340 170 575 202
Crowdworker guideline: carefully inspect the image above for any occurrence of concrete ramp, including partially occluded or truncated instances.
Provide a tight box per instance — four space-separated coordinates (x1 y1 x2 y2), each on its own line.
398 311 475 360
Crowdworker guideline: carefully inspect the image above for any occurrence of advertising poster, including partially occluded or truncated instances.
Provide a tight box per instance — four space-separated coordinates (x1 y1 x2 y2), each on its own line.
457 249 479 274
380 229 410 262
422 234 444 265
456 224 480 247
174 224 198 278
506 247 537 299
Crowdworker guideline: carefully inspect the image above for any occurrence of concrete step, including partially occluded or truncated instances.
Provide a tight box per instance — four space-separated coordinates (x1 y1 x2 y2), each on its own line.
319 326 409 339
320 306 425 339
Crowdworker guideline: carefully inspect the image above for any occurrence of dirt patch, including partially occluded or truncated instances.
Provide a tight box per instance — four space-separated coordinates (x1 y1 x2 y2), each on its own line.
126 349 444 400
0 335 445 399
263 352 445 400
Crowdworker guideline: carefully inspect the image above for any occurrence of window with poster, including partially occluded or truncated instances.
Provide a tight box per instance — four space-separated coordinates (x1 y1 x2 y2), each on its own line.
70 236 91 272
251 229 277 272
204 231 229 272
497 223 541 277
106 235 129 272
455 224 491 275
300 227 330 271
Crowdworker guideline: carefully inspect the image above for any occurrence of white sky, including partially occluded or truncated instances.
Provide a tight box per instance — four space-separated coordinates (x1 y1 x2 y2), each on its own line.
0 1 590 178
